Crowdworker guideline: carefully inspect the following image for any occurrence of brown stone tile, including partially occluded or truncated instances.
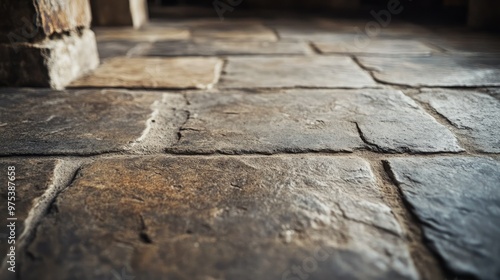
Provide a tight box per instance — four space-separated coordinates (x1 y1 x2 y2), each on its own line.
94 26 190 42
21 156 418 280
169 89 461 154
221 56 377 89
313 38 434 56
358 55 500 87
0 88 183 155
70 57 223 89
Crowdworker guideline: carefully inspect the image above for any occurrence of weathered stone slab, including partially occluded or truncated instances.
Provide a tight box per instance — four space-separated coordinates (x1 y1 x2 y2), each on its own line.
426 35 500 54
357 55 500 87
386 157 500 280
94 26 189 42
0 88 184 155
0 30 99 89
313 38 434 56
192 24 277 41
21 156 418 280
96 40 141 60
70 57 223 89
169 89 461 154
221 56 377 89
144 40 308 56
416 89 500 153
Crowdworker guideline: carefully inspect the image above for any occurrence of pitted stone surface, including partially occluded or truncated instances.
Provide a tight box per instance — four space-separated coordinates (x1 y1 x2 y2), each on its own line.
386 157 500 280
192 23 277 41
94 27 190 42
358 55 500 87
168 89 461 154
144 40 308 56
416 89 500 153
22 156 418 280
0 159 57 264
313 38 434 56
221 56 377 89
70 57 223 89
0 88 183 155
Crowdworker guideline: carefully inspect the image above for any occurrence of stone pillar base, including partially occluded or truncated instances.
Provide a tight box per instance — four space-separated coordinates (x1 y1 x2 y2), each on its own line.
0 30 99 89
468 0 500 30
90 0 148 29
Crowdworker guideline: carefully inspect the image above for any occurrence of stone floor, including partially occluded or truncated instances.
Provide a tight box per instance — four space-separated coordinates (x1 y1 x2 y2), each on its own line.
1 16 500 280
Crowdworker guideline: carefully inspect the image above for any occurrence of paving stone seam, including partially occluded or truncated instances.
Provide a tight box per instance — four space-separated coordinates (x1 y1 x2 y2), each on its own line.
350 55 397 87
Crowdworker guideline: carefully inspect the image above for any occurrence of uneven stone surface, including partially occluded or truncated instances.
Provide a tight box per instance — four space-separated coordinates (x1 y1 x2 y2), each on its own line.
21 156 418 280
313 38 434 56
221 56 377 89
144 40 308 56
169 89 461 154
71 57 223 89
386 157 500 280
358 55 500 87
192 24 277 41
416 89 500 153
0 88 184 155
94 26 189 42
0 30 99 89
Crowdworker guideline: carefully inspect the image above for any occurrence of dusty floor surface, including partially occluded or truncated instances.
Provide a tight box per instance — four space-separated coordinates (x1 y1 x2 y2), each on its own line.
1 16 500 280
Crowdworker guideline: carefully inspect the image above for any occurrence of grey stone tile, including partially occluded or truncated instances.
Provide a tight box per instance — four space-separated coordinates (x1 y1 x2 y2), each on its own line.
0 88 183 155
358 55 500 87
416 89 500 153
192 23 277 41
220 56 377 89
21 156 418 280
144 40 308 56
169 89 462 154
386 157 500 280
313 38 434 56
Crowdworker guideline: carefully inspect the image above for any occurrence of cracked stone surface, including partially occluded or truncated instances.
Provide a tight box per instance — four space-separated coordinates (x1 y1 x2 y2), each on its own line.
0 159 57 264
144 40 308 56
192 23 277 41
168 89 461 154
386 157 500 280
221 56 377 89
94 27 190 42
70 57 223 89
416 89 500 153
21 156 418 280
313 38 434 56
358 55 500 87
0 88 183 155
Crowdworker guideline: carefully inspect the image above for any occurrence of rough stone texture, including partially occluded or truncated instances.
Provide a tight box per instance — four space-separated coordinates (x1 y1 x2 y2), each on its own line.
221 56 377 89
144 40 308 56
416 89 500 153
94 26 190 42
21 156 418 280
0 30 99 89
192 24 277 41
70 57 223 89
0 159 57 266
313 38 434 56
169 89 461 154
386 157 500 280
0 0 92 43
358 55 500 87
90 0 148 28
0 88 184 155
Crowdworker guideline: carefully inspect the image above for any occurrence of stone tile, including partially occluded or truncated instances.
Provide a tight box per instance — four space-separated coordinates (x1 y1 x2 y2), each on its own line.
313 38 434 56
416 89 500 153
94 26 190 42
70 57 223 89
358 55 500 87
96 40 140 60
386 157 500 280
221 56 377 89
192 24 278 41
144 40 308 56
169 89 461 154
21 156 418 280
0 88 183 155
426 34 500 54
